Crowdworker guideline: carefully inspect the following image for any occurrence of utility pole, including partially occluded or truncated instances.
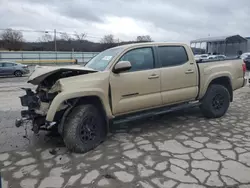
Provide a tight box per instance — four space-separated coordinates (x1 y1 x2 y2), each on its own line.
54 29 57 52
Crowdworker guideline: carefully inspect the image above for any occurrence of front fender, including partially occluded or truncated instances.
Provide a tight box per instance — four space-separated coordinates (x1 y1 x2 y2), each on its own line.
46 89 113 122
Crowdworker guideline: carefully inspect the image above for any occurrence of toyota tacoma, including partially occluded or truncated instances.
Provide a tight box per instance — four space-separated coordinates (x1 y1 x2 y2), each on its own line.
16 42 247 153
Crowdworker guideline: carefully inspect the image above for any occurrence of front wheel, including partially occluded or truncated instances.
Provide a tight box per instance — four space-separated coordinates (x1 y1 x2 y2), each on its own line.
200 84 230 118
14 70 22 77
63 104 107 153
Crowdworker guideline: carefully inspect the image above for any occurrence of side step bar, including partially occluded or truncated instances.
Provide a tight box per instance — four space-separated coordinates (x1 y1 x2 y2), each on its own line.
113 101 201 125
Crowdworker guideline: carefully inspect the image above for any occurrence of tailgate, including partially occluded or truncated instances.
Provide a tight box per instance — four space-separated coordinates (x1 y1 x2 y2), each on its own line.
233 59 247 89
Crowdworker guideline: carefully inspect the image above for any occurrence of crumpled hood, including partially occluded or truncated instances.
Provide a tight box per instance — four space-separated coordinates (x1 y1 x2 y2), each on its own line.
28 65 97 85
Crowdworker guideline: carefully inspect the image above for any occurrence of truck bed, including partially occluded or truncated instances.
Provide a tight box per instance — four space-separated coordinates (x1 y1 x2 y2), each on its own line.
197 58 245 100
197 57 240 63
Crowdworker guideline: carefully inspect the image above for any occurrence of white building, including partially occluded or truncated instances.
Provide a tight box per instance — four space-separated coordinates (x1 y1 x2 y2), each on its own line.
190 35 249 57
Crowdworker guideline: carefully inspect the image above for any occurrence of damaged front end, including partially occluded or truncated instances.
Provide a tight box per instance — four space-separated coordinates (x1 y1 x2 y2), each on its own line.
15 87 57 133
16 65 97 133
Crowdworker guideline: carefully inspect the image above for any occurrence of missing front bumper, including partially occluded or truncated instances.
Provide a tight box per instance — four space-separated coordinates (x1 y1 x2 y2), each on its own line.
16 88 43 132
18 88 40 122
15 118 28 127
15 116 57 133
17 88 59 132
20 88 39 109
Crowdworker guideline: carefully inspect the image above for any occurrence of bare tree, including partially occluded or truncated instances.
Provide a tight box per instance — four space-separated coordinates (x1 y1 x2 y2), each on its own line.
38 33 52 42
74 32 86 42
99 34 118 50
0 28 24 50
100 34 115 44
60 32 73 42
136 35 153 42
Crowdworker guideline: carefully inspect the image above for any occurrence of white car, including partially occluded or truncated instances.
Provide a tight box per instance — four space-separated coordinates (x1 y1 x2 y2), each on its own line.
207 55 217 60
194 54 209 62
195 54 209 59
240 53 250 59
207 55 226 60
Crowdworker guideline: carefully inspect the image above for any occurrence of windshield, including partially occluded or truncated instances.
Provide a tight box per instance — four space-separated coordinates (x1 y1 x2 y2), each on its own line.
85 47 125 71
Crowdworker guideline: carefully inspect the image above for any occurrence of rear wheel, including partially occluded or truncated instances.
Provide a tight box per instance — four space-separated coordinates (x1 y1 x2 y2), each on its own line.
14 70 22 77
63 104 107 153
200 84 230 118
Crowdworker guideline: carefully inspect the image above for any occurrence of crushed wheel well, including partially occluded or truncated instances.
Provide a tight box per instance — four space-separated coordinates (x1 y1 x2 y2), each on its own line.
210 77 233 101
77 96 108 130
58 96 108 135
77 96 106 116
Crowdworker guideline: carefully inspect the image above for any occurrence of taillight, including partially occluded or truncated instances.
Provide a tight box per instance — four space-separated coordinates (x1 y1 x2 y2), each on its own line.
242 62 246 73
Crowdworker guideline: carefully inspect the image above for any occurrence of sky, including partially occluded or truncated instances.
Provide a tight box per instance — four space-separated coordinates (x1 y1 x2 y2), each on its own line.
0 0 250 44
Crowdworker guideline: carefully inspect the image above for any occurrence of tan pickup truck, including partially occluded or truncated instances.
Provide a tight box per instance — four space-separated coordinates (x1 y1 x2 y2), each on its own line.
16 42 247 153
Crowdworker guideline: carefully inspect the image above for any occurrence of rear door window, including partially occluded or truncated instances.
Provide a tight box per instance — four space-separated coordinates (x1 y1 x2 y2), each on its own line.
158 46 188 67
3 63 14 67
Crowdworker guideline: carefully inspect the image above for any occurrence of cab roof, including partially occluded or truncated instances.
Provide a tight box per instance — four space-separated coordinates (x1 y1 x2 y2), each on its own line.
112 42 187 49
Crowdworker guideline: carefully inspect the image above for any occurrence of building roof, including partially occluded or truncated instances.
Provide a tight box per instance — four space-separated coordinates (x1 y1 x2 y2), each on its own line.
190 35 247 43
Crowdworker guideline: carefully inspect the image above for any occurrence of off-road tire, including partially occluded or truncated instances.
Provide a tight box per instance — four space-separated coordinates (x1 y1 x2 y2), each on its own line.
14 70 22 77
200 84 230 118
63 104 107 153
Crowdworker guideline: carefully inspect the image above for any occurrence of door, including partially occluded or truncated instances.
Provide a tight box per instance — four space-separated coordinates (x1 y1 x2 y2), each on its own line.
2 62 15 75
110 47 162 115
157 45 199 105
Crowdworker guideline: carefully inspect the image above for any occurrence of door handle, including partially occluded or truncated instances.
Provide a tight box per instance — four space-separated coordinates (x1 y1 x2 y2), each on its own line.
148 74 159 79
185 69 194 74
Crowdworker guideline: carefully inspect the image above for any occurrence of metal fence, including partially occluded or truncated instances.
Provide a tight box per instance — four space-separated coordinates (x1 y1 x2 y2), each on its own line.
0 51 99 65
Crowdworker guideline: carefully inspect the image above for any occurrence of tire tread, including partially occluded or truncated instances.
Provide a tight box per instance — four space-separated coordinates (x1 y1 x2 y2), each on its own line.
63 104 106 153
200 84 230 118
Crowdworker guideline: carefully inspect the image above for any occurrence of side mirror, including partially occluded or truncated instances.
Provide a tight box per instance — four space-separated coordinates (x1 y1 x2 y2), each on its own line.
113 61 132 73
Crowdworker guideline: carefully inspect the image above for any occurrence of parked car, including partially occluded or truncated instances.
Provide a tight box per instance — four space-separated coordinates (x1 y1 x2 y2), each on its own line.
16 42 246 153
207 55 226 60
216 55 227 60
194 54 209 62
240 53 250 59
200 54 209 59
0 62 30 77
207 55 217 60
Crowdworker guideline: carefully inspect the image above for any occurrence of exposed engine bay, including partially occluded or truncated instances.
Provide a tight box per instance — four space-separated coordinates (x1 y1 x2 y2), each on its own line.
16 66 97 133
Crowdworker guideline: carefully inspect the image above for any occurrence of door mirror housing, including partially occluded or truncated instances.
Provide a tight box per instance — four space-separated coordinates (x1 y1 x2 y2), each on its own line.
113 61 132 73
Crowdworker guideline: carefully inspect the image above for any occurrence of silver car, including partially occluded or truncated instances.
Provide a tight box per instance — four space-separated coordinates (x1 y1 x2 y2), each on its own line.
0 62 30 77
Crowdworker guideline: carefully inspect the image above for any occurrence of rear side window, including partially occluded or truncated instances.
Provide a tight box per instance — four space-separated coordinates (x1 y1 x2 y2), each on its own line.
4 63 14 67
0 63 3 67
158 46 188 67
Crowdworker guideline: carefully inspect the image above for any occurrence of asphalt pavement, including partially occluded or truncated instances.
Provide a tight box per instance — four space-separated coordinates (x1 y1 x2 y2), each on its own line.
1 76 250 188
